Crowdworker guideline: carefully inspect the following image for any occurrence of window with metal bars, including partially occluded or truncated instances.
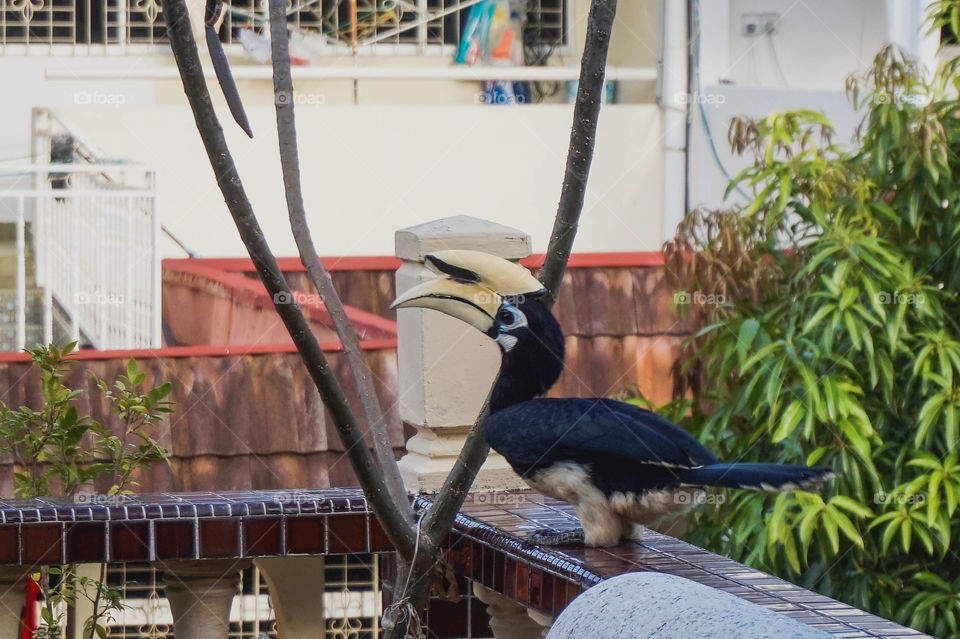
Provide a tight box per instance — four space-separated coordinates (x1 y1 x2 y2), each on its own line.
0 0 566 56
31 556 382 638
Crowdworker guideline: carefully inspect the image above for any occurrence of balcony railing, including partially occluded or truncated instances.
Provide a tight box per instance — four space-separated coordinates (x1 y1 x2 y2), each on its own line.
0 161 160 350
0 488 931 638
0 0 566 56
0 107 164 351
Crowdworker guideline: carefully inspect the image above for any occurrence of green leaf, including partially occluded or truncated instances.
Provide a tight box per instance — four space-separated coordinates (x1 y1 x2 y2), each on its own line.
901 516 913 553
783 526 802 573
822 508 840 554
880 515 902 554
831 508 864 549
773 400 805 442
916 394 946 447
737 319 761 365
797 494 825 553
829 495 873 518
802 303 836 336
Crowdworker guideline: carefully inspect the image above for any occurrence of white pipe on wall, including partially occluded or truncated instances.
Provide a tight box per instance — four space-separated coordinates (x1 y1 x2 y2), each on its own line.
658 0 689 242
885 0 939 73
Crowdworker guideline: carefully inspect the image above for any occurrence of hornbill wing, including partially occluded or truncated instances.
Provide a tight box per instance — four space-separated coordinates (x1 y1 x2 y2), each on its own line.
485 397 718 476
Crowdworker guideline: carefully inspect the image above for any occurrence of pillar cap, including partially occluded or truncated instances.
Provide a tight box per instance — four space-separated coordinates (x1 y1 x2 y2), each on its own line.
396 215 532 262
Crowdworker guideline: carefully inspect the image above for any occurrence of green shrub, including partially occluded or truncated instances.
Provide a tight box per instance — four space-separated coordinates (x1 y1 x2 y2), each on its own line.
661 14 960 636
0 343 171 638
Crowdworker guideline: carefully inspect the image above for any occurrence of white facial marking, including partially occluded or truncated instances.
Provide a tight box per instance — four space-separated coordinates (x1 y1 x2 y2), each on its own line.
496 333 519 351
495 304 528 352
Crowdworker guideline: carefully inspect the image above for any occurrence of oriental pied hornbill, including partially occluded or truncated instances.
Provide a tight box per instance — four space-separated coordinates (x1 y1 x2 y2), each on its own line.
392 250 834 547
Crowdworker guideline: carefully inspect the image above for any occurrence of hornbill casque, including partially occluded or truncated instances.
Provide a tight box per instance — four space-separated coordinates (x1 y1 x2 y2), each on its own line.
392 250 835 548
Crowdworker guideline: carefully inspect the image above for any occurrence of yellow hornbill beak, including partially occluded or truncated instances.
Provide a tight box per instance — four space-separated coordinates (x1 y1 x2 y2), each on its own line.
391 276 503 333
390 250 545 333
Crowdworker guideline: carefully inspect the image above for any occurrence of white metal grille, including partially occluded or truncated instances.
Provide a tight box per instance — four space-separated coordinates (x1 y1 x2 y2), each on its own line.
0 0 566 55
29 163 159 350
0 108 164 351
323 554 381 638
39 557 383 638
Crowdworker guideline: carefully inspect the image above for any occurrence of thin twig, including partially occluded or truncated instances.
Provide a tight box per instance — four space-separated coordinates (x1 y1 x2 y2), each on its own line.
538 0 619 309
162 0 415 556
268 0 412 522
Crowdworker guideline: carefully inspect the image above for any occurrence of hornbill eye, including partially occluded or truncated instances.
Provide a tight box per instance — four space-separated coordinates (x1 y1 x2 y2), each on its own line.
497 308 516 325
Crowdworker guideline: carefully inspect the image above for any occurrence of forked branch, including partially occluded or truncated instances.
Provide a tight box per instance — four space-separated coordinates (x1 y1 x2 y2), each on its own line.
162 0 415 556
267 0 411 521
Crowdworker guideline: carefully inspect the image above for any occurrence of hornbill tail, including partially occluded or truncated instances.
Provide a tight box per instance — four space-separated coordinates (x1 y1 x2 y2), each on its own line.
678 463 835 492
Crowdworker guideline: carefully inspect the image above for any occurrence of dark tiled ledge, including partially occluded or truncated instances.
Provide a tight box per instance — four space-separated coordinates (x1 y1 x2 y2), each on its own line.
424 492 930 639
0 488 929 638
0 488 392 565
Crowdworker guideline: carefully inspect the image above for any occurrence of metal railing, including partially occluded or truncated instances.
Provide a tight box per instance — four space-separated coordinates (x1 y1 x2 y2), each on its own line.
0 108 162 351
35 557 381 638
0 0 566 56
0 163 160 350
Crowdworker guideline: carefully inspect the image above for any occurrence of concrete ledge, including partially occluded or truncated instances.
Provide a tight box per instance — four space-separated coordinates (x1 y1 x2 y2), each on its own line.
547 572 832 639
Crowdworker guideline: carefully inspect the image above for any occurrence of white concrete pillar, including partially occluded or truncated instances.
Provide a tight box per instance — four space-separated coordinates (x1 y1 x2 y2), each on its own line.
254 557 326 638
161 559 250 639
474 583 552 639
0 568 27 639
660 0 689 243
68 564 99 639
394 215 532 493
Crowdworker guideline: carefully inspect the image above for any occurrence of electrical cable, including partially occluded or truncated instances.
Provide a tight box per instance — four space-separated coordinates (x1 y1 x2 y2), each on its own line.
766 31 789 88
690 0 750 201
523 0 562 102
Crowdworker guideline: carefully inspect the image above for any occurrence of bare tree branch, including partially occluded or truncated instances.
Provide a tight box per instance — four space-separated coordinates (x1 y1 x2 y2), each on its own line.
162 0 415 556
419 0 621 552
267 0 412 522
166 0 619 633
538 0 619 309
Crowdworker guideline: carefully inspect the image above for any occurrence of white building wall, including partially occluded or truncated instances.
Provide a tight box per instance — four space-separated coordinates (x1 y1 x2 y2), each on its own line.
60 104 663 258
687 0 934 215
1 0 936 255
726 0 889 90
2 0 665 257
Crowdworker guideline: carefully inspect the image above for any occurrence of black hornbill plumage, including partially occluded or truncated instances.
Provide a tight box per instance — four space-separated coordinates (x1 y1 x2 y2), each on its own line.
392 250 834 547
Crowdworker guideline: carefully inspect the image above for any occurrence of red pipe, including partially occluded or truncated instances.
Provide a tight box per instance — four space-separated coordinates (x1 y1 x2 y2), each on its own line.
21 575 39 639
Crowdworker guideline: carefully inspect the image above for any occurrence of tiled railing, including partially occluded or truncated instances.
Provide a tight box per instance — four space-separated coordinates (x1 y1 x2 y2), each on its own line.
0 488 930 638
0 489 392 566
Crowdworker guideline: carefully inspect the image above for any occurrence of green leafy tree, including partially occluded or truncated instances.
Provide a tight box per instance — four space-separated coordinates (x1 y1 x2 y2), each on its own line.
0 343 171 638
662 10 960 636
